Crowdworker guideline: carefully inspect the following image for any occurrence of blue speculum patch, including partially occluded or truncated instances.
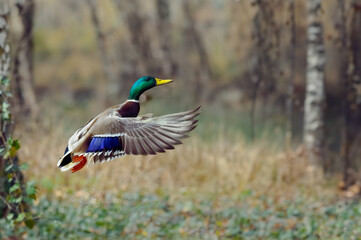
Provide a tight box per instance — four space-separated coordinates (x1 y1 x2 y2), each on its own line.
87 137 122 152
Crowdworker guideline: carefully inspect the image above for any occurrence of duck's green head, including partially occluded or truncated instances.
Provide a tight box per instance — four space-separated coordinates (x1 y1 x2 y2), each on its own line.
128 76 172 101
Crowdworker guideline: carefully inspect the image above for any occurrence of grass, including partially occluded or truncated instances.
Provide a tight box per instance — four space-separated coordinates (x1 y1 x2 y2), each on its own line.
14 101 320 198
5 1 355 238
2 192 361 239
6 100 352 239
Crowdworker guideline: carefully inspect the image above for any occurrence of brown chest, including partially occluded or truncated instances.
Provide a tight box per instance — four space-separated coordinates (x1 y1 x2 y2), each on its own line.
118 101 140 117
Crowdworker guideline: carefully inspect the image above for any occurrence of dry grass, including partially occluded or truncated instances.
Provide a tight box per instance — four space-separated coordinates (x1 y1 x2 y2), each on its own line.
14 114 334 201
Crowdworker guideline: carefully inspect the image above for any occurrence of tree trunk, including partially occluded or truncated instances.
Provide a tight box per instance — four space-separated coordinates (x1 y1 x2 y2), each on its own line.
337 0 350 188
156 0 177 76
0 0 28 223
86 0 119 105
13 0 39 117
0 0 13 218
114 0 159 76
350 1 361 80
287 0 296 139
341 0 361 187
0 2 12 204
183 0 211 104
303 0 326 166
249 0 281 140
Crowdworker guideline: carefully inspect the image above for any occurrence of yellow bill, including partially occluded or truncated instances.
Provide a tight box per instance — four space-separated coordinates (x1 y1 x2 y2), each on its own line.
155 78 173 86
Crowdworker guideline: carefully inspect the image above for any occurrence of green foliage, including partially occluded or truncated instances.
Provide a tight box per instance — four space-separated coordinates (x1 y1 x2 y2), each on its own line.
4 138 21 158
0 76 38 237
0 162 38 237
2 193 360 239
0 77 12 121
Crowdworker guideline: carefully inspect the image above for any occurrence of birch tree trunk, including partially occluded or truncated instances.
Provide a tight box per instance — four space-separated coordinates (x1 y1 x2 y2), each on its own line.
0 1 10 81
0 0 12 217
0 0 28 221
0 0 11 183
303 0 326 166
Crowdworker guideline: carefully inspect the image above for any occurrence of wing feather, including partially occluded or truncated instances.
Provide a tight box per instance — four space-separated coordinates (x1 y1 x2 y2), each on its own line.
89 107 200 159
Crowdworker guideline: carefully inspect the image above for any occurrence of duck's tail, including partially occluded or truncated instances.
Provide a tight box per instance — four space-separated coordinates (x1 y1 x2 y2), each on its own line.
57 148 88 173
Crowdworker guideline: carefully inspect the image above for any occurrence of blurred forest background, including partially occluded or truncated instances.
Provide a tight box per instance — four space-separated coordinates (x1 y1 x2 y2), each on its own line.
2 0 361 239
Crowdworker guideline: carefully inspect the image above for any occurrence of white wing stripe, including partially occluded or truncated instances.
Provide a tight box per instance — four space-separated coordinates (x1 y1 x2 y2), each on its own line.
93 133 126 137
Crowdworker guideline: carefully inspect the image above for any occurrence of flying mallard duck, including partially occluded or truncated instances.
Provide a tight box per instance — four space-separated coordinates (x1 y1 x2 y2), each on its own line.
58 76 200 173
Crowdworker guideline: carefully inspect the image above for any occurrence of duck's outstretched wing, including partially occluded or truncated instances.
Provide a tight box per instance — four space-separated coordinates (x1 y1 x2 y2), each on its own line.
120 106 201 155
85 106 201 164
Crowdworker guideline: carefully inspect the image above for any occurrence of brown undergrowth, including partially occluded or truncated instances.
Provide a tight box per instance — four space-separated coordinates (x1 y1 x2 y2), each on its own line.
13 114 335 202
